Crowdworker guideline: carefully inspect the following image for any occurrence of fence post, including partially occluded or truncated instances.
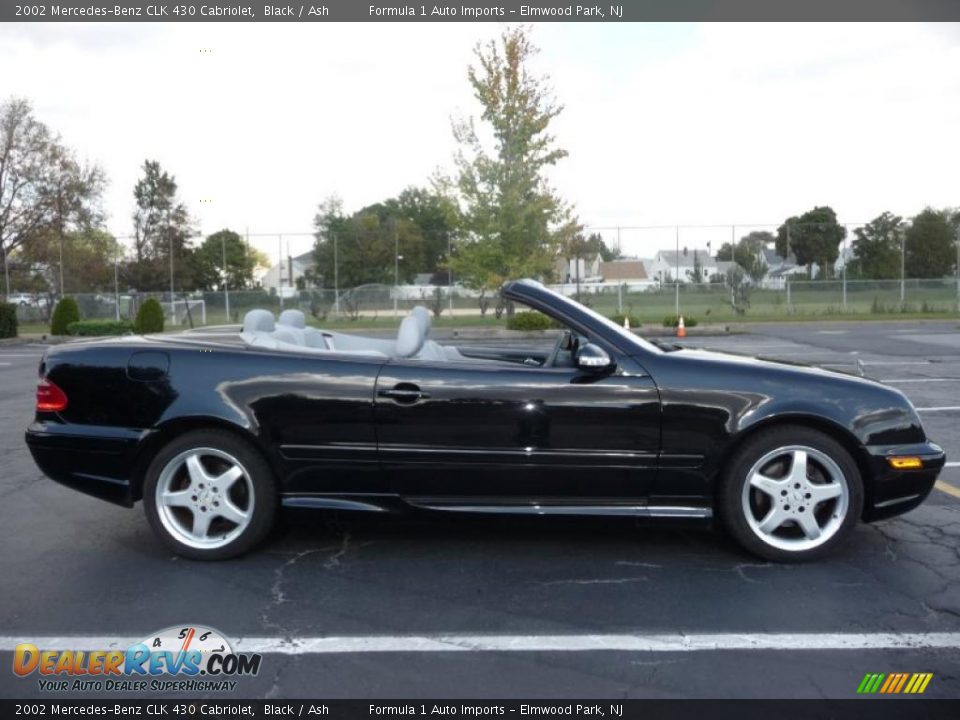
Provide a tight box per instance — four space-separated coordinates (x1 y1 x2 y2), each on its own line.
617 282 623 314
786 278 792 313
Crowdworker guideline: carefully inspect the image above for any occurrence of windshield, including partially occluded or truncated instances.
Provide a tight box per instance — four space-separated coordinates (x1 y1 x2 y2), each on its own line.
528 285 664 355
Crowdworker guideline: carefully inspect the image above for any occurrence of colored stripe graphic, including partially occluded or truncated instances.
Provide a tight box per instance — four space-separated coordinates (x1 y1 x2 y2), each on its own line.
857 672 932 694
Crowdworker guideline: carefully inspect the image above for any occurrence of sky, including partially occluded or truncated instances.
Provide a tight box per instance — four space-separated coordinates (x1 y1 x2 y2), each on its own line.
2 21 958 262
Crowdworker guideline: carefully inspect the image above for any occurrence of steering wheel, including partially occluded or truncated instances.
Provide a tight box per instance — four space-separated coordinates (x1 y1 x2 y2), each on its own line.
544 330 574 368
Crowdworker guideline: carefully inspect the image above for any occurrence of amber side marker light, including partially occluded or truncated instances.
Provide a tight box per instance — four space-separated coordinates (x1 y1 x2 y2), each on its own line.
36 378 68 412
887 456 923 470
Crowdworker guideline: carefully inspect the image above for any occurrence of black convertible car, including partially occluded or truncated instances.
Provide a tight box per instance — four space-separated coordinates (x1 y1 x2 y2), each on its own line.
26 280 945 561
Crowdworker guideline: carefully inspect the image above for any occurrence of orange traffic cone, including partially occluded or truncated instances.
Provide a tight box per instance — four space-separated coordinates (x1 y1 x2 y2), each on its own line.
676 315 686 338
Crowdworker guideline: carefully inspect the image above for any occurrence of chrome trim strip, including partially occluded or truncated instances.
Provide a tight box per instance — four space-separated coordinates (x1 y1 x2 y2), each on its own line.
874 493 921 509
406 500 712 519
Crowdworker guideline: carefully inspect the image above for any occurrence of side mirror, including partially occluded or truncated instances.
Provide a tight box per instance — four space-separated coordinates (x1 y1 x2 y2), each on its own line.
576 343 613 371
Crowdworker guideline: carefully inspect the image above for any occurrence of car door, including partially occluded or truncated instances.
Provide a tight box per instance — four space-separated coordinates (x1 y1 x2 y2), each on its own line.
374 352 660 505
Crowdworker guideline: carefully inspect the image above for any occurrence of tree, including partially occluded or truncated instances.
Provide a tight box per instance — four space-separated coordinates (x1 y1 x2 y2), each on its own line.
775 206 846 278
716 231 770 283
0 97 105 297
189 229 257 291
904 208 956 279
451 26 579 295
686 249 706 283
20 228 120 295
129 160 194 291
847 212 903 279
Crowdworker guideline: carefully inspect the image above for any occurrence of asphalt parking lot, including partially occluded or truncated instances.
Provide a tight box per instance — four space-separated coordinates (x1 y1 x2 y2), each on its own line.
0 320 958 699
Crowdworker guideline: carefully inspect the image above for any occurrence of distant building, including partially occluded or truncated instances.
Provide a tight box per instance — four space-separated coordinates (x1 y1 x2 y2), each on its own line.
599 259 649 282
759 248 806 288
647 249 733 283
555 255 602 283
258 251 316 295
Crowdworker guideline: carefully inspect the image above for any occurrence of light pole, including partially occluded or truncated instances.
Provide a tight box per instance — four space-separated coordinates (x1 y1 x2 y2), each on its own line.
447 231 453 312
333 231 339 315
221 232 230 323
113 242 120 322
955 225 959 313
393 220 399 318
278 234 284 310
900 227 906 305
674 225 680 317
2 243 8 300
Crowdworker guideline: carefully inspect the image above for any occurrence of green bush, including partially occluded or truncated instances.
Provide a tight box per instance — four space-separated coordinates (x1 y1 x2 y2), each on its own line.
506 310 553 331
0 302 17 339
662 315 699 328
66 320 135 337
50 297 81 335
134 298 165 334
609 313 641 328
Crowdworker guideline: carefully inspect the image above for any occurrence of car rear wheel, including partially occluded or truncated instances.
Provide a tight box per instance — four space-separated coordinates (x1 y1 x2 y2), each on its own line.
143 430 277 560
719 426 863 562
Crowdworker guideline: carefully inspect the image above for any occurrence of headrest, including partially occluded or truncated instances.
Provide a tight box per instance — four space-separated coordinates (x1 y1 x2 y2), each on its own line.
410 305 431 336
396 315 426 358
243 309 275 334
278 309 306 329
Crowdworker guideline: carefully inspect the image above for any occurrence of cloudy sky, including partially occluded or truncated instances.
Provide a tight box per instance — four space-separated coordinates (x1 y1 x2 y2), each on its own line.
2 21 958 260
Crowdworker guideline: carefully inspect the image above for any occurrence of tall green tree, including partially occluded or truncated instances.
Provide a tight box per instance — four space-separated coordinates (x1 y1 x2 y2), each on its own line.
20 228 119 296
308 185 460 290
848 212 903 279
129 160 194 291
904 208 956 278
0 97 104 297
775 206 846 278
189 229 257 291
716 231 771 283
451 26 579 292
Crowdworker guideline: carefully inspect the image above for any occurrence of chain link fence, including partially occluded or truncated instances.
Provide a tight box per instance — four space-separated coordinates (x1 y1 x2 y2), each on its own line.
8 277 959 330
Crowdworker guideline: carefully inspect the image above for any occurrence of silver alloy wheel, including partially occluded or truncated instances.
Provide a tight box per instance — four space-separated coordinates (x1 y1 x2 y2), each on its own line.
740 444 849 552
155 447 255 550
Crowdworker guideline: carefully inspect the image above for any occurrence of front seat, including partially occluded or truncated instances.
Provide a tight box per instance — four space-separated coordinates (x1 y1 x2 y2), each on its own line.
395 314 427 358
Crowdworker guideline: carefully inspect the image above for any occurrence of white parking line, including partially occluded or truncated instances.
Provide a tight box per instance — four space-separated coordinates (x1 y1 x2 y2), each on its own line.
916 407 960 413
944 462 960 468
1 633 959 654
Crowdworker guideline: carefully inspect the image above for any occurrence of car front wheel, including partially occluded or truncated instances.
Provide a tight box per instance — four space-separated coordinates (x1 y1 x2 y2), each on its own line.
143 429 277 560
720 426 863 562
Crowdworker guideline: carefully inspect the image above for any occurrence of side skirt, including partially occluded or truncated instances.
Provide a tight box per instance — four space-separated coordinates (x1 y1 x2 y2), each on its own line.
281 494 712 519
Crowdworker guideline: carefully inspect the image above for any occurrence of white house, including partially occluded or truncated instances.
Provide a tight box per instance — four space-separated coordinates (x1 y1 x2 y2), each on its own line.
647 249 732 283
258 251 316 296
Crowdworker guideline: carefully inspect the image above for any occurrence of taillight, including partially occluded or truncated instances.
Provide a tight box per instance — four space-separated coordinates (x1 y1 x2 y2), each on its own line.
36 378 68 412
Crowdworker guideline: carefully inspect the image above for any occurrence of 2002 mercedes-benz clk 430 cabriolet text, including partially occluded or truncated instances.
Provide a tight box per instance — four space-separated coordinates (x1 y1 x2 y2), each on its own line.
26 280 945 561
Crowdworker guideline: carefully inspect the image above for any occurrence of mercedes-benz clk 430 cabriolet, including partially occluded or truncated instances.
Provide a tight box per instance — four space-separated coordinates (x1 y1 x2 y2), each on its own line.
26 280 945 561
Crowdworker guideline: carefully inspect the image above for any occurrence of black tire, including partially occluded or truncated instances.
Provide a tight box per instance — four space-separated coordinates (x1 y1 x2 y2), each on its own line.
143 429 277 560
718 426 864 562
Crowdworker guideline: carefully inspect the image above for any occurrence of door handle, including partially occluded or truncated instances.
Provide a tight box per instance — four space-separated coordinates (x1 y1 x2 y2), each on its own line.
378 384 430 404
